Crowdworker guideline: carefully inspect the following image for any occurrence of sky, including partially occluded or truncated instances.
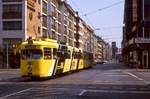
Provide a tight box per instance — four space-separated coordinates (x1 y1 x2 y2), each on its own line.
67 0 124 48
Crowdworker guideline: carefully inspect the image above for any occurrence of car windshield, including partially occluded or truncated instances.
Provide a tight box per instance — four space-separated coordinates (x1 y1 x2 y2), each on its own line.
21 49 43 60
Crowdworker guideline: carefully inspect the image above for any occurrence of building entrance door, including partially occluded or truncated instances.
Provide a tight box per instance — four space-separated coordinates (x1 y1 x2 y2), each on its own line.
142 51 148 68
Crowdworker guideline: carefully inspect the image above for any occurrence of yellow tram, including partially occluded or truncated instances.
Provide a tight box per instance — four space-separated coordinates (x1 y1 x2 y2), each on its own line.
20 38 93 78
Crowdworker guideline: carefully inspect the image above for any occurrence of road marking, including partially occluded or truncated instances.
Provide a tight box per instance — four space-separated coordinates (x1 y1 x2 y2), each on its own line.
79 90 87 96
112 86 122 90
124 72 144 81
101 86 110 89
128 87 137 90
0 88 32 99
88 86 96 89
86 89 150 94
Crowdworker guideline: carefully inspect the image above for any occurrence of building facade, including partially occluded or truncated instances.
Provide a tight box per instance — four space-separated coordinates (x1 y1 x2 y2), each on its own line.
122 0 150 68
95 36 103 63
0 0 97 68
112 42 117 59
103 42 112 62
0 0 77 68
0 0 28 68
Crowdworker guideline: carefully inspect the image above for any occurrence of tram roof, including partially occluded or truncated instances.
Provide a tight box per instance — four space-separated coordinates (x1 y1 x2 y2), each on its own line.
21 39 58 46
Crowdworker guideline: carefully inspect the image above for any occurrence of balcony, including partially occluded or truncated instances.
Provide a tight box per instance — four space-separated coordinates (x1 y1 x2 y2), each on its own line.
58 28 61 33
78 31 84 36
52 12 57 18
68 33 74 39
42 21 47 28
52 24 56 30
64 20 67 25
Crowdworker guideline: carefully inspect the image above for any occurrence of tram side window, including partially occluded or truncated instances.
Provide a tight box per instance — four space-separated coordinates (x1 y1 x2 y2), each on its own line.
32 50 43 59
74 52 78 59
44 48 51 59
21 49 42 60
78 52 83 59
67 50 70 59
53 48 57 59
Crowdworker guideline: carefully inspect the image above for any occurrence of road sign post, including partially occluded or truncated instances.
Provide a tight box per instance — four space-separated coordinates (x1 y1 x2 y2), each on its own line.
6 44 9 69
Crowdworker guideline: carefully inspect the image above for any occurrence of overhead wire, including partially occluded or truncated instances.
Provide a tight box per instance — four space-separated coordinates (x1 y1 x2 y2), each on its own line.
68 0 123 45
69 0 95 28
83 0 124 16
95 26 123 31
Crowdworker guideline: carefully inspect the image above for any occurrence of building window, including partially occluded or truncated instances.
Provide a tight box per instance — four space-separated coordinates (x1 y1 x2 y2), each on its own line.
52 31 56 40
42 15 47 28
3 21 22 30
3 4 22 19
58 23 61 33
51 5 56 18
2 0 22 2
38 26 41 34
29 12 33 20
51 18 56 30
38 12 41 19
58 13 61 22
42 29 47 38
145 0 150 5
144 28 150 38
42 1 47 14
52 0 56 5
64 26 67 35
38 0 41 4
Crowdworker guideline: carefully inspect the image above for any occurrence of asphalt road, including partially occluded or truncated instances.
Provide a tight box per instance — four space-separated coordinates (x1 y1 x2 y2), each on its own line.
0 63 150 99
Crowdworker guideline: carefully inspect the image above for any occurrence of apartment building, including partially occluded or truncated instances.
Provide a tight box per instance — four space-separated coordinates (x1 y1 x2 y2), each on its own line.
76 16 95 64
94 36 103 63
76 17 94 51
0 0 78 68
112 42 117 59
63 3 77 47
0 0 97 68
76 17 84 50
122 0 150 68
0 0 28 68
93 34 98 64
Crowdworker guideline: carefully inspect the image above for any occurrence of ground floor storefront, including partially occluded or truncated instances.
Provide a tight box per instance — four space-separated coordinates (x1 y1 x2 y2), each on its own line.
0 38 22 69
123 44 150 69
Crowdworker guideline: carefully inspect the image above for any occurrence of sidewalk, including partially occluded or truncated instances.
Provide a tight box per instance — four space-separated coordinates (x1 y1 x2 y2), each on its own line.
0 69 20 81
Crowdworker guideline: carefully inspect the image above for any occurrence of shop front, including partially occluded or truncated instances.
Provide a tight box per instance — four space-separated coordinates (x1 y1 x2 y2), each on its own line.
2 38 22 68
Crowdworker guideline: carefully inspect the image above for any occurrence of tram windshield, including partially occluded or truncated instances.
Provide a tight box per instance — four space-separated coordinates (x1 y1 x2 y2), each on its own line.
21 49 43 60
